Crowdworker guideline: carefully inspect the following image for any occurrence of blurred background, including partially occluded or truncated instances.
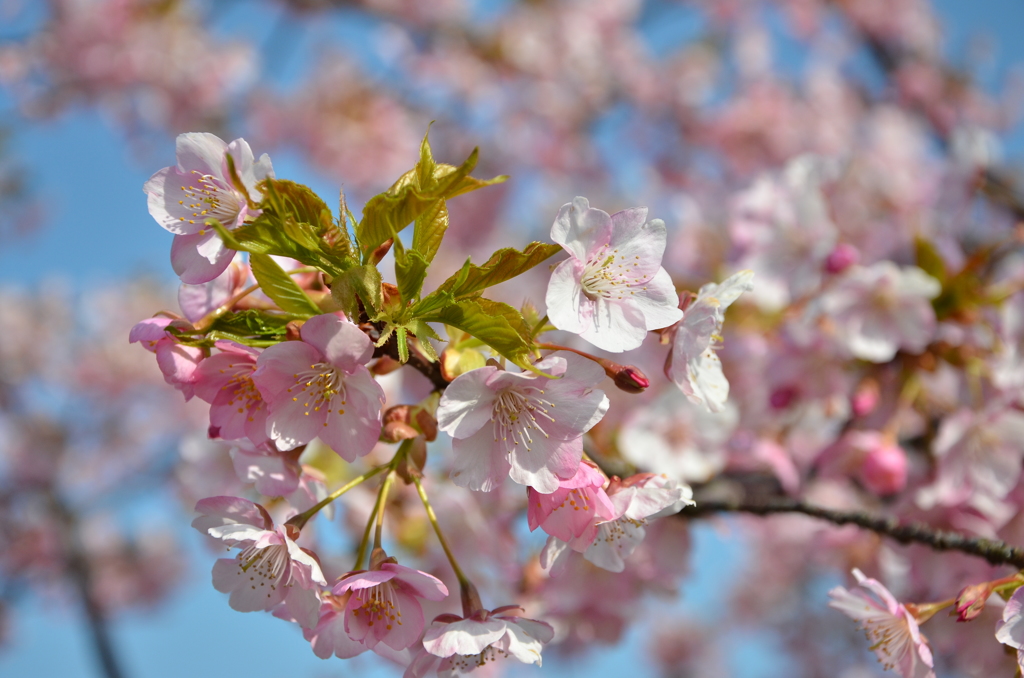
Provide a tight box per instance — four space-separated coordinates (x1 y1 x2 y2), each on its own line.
2 1 1024 677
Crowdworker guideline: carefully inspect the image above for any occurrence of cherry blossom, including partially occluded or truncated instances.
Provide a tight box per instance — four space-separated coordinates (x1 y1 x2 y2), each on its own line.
144 132 273 284
995 586 1024 672
527 460 616 546
128 317 204 400
193 340 269 446
666 270 754 413
252 313 385 460
545 197 683 353
333 558 449 652
815 262 941 363
304 595 369 660
541 473 694 574
414 605 555 675
435 352 609 493
191 496 326 629
828 568 935 678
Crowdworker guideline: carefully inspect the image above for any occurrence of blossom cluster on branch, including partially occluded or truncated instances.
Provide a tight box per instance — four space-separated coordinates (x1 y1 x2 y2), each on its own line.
6 0 1024 676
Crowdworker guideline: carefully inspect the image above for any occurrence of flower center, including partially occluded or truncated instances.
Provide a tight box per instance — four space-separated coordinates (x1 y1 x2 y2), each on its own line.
579 245 646 301
863 614 915 671
445 646 510 672
223 362 263 421
491 387 557 454
352 581 403 631
236 542 290 599
552 487 593 513
177 170 243 229
287 362 348 424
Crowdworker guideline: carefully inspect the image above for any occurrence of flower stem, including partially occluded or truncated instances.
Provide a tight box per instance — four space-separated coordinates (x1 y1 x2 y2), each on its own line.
412 475 469 586
354 468 395 570
287 464 388 531
373 470 397 550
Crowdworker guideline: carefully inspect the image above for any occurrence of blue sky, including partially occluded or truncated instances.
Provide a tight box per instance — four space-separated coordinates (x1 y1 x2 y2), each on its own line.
2 2 1024 677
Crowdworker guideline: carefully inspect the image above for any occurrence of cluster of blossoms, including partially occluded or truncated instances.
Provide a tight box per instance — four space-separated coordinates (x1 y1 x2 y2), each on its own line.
134 132 710 673
11 0 1024 675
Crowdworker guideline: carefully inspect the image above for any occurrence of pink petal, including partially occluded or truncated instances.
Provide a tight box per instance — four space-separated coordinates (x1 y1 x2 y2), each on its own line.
450 426 513 492
300 314 374 370
436 366 500 439
171 231 235 285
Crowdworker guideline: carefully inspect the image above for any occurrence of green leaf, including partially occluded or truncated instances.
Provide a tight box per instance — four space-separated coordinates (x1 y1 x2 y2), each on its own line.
249 253 322 317
411 199 448 265
415 242 561 316
396 327 409 363
331 264 384 320
915 237 947 284
396 249 430 305
419 298 531 365
208 309 295 336
357 131 506 263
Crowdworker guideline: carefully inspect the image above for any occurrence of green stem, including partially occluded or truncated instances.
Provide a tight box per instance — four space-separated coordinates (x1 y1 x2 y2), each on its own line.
373 471 397 550
354 469 395 570
412 475 469 585
287 464 387 531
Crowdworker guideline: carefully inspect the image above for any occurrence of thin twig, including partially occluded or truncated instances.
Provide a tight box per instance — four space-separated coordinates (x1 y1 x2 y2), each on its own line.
681 498 1024 569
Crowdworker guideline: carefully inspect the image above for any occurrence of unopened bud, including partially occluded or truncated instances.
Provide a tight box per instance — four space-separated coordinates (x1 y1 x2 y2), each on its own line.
825 243 859 273
954 582 992 622
859 440 908 496
371 355 403 376
610 364 650 394
370 238 393 266
285 320 304 341
594 358 649 394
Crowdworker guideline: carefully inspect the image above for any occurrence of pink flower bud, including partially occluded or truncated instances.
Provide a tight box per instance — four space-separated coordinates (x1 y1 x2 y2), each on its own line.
825 243 859 274
851 379 880 417
612 365 650 394
954 582 992 622
769 385 799 410
859 441 908 496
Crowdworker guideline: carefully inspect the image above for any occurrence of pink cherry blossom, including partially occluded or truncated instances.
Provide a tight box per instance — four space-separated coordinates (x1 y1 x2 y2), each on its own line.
144 132 274 284
192 496 325 629
193 340 269 445
303 594 369 660
435 352 609 493
128 317 204 400
252 313 385 460
666 270 754 413
333 560 449 651
228 442 301 497
527 460 616 546
417 606 555 673
177 254 248 323
541 473 694 574
828 568 935 678
545 197 682 353
995 586 1024 672
816 262 941 362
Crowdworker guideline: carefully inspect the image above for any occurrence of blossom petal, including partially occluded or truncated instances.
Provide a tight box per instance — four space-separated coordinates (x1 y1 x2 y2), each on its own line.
450 425 512 492
436 366 499 439
545 259 588 334
171 231 235 285
550 197 613 261
422 618 508 658
300 314 374 370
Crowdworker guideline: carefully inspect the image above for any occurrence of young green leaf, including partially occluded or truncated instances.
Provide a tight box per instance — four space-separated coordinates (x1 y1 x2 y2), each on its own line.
357 131 506 263
249 253 322 317
419 298 532 365
414 242 561 316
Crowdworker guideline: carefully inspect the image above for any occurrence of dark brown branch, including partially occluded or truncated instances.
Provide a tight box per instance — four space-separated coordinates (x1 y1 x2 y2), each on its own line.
50 494 127 678
373 329 449 392
681 497 1024 569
